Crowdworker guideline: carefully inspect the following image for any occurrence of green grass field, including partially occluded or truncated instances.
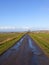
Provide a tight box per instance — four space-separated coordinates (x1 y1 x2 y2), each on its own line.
0 32 25 55
29 32 49 57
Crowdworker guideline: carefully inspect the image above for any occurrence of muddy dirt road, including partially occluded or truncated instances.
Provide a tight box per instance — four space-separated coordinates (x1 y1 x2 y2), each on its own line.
0 35 49 65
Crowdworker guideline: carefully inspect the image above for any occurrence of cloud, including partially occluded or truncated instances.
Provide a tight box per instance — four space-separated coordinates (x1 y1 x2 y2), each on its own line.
21 27 30 30
0 26 16 30
0 26 30 32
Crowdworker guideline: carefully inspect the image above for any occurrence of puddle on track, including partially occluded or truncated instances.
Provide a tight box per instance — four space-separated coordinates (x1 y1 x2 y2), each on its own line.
28 37 42 55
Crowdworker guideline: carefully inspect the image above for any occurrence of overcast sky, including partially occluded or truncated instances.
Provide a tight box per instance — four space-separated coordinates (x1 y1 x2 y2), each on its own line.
0 0 49 31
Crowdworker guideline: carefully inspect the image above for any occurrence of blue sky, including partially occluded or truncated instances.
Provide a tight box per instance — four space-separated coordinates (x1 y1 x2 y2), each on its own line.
0 0 49 31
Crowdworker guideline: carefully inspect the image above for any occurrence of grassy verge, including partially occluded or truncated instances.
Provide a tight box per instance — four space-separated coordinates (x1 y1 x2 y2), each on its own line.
0 33 25 55
0 32 20 42
29 32 49 57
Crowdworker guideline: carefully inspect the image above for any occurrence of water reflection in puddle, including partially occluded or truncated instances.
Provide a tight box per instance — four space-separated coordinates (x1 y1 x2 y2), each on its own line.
28 37 42 55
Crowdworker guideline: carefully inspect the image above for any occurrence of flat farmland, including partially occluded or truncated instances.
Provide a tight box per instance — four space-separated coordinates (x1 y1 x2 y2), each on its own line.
0 32 25 55
29 32 49 57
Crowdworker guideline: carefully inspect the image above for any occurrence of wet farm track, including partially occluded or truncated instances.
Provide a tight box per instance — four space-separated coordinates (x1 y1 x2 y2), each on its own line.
0 34 49 65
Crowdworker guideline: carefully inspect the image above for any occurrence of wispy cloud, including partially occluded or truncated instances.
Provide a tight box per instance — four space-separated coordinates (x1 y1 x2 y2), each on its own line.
0 26 16 30
0 26 30 32
0 26 30 30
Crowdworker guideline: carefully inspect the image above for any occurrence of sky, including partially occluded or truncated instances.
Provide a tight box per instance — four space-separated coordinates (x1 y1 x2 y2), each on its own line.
0 0 49 31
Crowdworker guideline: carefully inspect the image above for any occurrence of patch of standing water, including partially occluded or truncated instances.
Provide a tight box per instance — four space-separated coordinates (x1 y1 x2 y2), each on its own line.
28 37 42 55
11 37 24 50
